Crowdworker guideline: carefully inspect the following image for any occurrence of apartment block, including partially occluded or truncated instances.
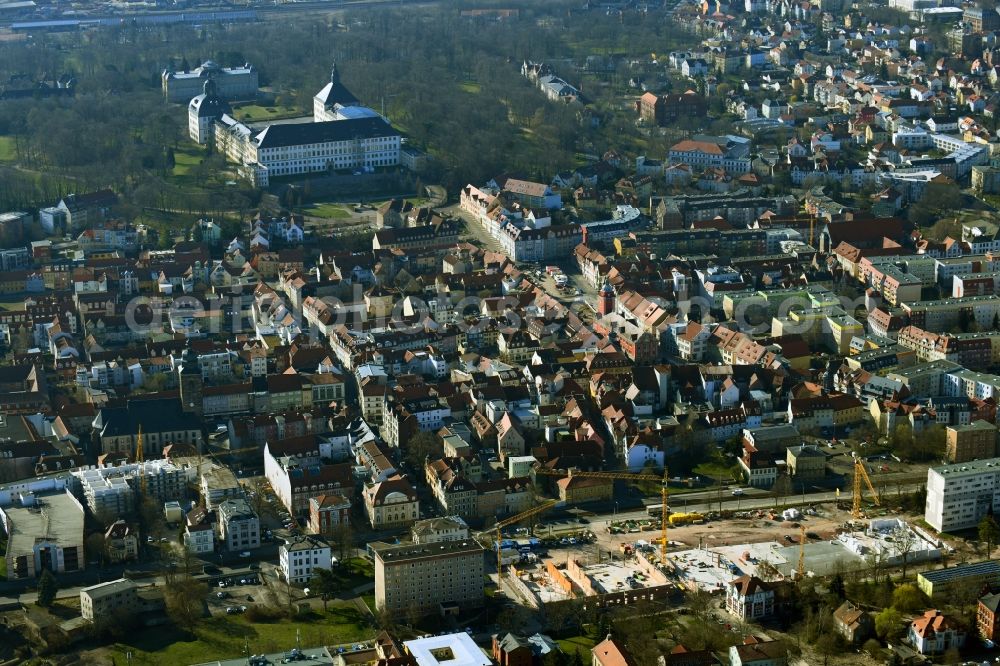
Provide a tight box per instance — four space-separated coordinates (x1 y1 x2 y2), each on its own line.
925 457 1000 532
216 498 260 551
373 539 485 615
946 420 998 463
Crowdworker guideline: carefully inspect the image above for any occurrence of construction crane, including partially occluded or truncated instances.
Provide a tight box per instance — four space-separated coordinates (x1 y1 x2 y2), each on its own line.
797 524 806 581
135 424 147 498
534 468 670 561
481 499 562 575
852 457 880 519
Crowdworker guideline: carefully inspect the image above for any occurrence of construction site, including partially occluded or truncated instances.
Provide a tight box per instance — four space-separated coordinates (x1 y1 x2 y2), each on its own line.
496 459 937 606
505 545 678 609
665 516 942 592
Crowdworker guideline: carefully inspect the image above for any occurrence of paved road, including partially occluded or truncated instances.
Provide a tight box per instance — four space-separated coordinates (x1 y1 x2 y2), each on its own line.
580 481 926 526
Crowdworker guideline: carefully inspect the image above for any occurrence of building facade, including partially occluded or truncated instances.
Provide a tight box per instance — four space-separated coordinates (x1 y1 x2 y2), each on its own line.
373 539 485 615
925 457 1000 532
309 494 351 536
280 534 333 585
162 60 258 103
946 420 998 463
216 498 260 551
726 576 774 620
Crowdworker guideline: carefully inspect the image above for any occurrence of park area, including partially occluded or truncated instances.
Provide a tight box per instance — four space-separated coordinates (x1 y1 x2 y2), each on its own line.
102 602 373 665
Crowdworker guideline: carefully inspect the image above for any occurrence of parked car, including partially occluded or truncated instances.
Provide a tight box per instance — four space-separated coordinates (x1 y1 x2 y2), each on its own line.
731 489 744 496
239 551 251 558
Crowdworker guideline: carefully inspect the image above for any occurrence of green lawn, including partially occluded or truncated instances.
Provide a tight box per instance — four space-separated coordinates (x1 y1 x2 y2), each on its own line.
171 145 203 181
305 203 352 220
336 557 374 589
234 103 302 122
458 81 481 94
0 298 24 312
114 603 372 665
558 635 596 658
0 135 16 163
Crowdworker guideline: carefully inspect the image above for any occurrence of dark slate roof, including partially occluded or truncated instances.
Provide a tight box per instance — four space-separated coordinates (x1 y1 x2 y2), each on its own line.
254 118 398 149
97 398 201 437
315 79 360 108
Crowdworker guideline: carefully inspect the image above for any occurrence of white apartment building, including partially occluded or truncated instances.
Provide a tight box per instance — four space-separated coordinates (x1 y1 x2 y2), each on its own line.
925 457 1000 532
184 525 214 554
726 575 775 620
280 534 333 585
216 498 260 551
410 516 470 544
80 578 140 621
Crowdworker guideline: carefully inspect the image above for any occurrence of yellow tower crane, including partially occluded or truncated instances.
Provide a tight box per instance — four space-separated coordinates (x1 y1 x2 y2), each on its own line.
534 468 670 561
480 499 562 575
135 424 147 498
852 457 880 519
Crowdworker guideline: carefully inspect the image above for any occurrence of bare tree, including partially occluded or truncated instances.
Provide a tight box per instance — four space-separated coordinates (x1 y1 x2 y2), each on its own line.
896 528 917 580
331 521 354 563
85 532 107 567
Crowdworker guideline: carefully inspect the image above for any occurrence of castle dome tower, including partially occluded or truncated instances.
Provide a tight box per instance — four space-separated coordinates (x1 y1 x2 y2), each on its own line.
188 78 231 144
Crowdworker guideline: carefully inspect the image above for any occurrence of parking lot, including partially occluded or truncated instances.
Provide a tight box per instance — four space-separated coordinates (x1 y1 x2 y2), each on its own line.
209 572 263 616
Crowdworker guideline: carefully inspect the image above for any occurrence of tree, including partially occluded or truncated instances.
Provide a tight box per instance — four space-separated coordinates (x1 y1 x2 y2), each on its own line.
246 476 272 520
331 521 354 563
404 431 442 471
896 528 917 580
310 567 339 612
815 632 844 666
874 607 904 642
138 496 165 540
85 532 107 567
980 515 1000 559
36 569 58 607
164 576 205 630
892 583 929 613
861 638 882 657
829 573 846 600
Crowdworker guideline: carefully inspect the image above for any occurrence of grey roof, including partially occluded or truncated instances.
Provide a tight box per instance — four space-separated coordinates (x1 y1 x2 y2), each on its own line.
5 492 84 563
218 497 256 521
254 117 398 149
411 516 468 535
372 539 484 562
919 560 1000 584
788 445 825 458
981 592 1000 614
81 578 135 600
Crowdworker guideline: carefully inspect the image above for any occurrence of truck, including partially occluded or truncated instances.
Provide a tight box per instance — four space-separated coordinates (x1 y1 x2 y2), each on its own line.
668 512 704 527
499 549 521 566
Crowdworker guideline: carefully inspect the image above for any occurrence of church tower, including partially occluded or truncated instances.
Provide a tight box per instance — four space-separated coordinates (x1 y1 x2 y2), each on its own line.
178 346 204 417
597 280 616 316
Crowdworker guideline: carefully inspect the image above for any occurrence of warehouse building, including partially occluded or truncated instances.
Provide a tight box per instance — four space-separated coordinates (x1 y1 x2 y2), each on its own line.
918 561 1000 600
1 491 85 580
